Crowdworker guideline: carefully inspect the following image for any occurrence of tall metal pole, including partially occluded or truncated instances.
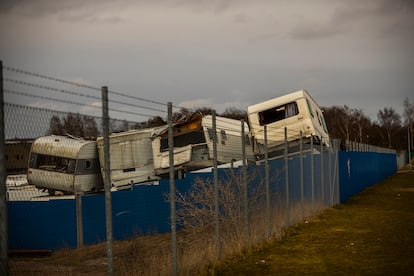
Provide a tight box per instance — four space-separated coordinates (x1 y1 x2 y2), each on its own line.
311 137 315 212
300 131 304 218
321 137 324 206
333 144 339 205
409 126 412 171
212 111 220 259
284 127 290 227
328 143 332 205
0 60 9 276
102 86 114 276
168 102 178 276
75 189 83 248
264 125 271 238
242 120 249 245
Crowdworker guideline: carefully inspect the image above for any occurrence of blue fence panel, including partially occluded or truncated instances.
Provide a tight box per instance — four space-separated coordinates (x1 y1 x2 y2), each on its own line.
82 179 194 246
338 151 397 203
313 154 322 203
8 199 77 250
7 150 397 251
267 158 286 210
111 183 170 239
302 153 314 203
80 192 106 245
288 157 301 203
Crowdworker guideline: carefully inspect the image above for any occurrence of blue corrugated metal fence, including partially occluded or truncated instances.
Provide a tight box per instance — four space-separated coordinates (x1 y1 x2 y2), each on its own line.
8 150 397 251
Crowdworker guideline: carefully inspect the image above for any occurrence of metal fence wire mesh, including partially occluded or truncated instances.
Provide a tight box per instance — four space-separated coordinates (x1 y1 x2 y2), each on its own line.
3 63 344 275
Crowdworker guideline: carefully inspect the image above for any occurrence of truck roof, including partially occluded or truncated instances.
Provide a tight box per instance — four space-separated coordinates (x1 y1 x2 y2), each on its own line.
247 89 317 114
31 135 97 159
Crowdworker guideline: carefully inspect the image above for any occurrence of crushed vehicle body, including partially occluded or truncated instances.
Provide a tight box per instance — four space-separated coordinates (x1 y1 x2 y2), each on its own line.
96 128 161 189
151 113 255 176
248 89 330 156
27 135 103 195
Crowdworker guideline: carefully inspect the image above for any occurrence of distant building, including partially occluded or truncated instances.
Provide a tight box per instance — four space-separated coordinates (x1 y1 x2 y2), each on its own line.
5 139 34 174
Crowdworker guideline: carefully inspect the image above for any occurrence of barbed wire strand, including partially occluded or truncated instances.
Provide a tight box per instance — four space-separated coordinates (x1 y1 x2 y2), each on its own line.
4 65 312 133
4 65 101 91
4 65 181 109
4 78 167 113
4 89 160 119
4 102 137 125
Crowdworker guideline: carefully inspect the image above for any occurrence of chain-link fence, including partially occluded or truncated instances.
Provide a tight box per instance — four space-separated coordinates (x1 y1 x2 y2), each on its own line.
344 140 397 154
1 62 170 275
166 132 340 275
2 62 343 275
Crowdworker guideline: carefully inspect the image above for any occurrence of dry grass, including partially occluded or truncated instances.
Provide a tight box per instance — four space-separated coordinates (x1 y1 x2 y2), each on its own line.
8 199 327 275
212 171 414 275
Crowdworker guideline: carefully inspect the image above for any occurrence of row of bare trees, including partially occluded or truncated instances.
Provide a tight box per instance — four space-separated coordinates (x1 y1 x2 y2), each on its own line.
322 97 414 150
48 98 414 151
49 114 99 140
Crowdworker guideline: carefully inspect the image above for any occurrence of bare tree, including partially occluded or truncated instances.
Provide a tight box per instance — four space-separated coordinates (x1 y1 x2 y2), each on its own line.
352 108 371 144
48 115 64 135
342 105 354 142
63 113 84 137
146 116 166 127
221 106 248 121
323 105 355 145
83 115 99 139
403 97 414 150
377 107 401 148
195 107 213 116
48 113 99 139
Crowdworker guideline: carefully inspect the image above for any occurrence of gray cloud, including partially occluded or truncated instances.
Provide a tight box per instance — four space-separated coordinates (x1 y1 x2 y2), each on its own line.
57 11 123 24
287 21 347 40
0 0 129 23
247 33 279 43
0 0 241 16
332 0 414 38
233 12 249 24
286 0 414 41
1 0 412 121
376 0 414 15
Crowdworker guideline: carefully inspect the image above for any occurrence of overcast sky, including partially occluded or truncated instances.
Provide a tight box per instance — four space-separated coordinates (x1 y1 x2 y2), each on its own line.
1 0 413 121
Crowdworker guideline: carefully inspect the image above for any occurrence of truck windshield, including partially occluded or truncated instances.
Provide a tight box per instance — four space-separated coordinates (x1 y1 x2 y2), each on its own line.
258 101 299 125
29 153 76 174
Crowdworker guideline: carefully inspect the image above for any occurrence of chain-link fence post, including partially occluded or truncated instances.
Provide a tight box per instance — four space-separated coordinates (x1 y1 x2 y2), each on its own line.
408 128 412 170
264 125 271 238
241 119 249 246
75 188 83 248
102 86 114 276
328 142 332 206
300 131 304 218
311 137 315 212
212 110 220 259
168 102 178 276
0 60 9 276
335 144 340 204
321 137 325 206
331 143 339 205
284 127 290 227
